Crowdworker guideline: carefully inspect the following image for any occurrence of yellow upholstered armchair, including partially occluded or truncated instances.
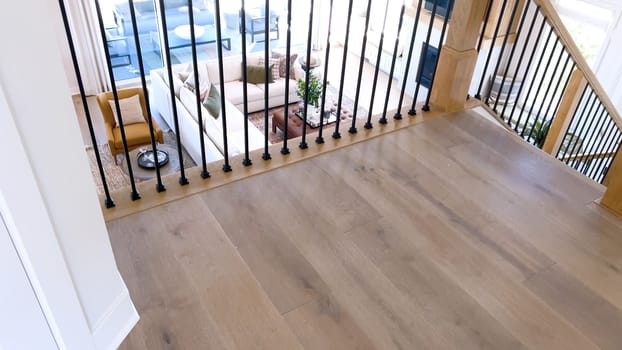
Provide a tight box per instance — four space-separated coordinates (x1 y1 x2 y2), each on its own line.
96 88 164 164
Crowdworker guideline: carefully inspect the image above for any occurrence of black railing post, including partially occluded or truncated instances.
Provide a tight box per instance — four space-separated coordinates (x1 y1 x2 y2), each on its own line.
507 14 547 127
263 0 272 160
475 0 508 100
476 0 494 53
300 0 314 149
409 0 439 115
520 36 559 138
350 0 373 132
501 5 541 122
484 0 522 106
58 0 115 208
578 104 608 172
491 0 531 113
317 0 335 144
380 3 406 122
157 0 190 184
186 0 210 179
513 26 554 134
565 90 597 162
366 1 391 128
128 0 168 190
94 0 141 200
395 0 423 119
333 0 354 139
241 0 253 164
422 0 454 112
281 0 293 154
589 119 619 179
213 0 233 171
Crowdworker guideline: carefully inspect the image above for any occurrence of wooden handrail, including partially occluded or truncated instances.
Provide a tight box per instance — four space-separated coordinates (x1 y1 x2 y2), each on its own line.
532 0 622 131
560 150 618 163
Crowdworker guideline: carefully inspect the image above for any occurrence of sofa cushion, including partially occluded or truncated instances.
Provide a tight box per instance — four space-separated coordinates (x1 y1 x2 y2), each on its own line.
108 94 145 127
257 57 281 81
216 81 264 107
256 78 298 98
184 63 211 100
112 123 152 149
246 64 274 84
207 56 242 83
202 84 221 119
272 51 298 78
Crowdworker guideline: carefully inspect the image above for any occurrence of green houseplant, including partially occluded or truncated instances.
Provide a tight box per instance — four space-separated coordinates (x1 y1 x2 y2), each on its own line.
296 75 323 108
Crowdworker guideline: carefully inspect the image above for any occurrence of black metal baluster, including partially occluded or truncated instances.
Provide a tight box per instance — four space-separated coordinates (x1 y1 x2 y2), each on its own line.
129 0 168 188
409 0 438 115
484 0 522 105
395 0 423 119
241 0 253 164
281 0 293 153
535 55 573 147
526 42 565 142
317 0 335 144
477 0 494 53
157 0 190 184
596 131 622 182
565 90 597 165
333 0 354 139
59 0 115 208
514 27 554 135
475 0 508 100
578 104 608 173
300 0 314 149
492 0 531 113
380 3 406 123
185 0 210 178
589 118 618 179
94 0 141 200
350 0 373 132
506 12 546 127
213 0 232 171
572 94 601 170
423 0 454 112
262 0 272 159
555 84 588 159
365 1 391 128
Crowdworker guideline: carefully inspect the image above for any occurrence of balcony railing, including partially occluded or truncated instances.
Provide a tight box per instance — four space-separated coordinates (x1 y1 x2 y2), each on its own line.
58 0 455 211
472 0 622 184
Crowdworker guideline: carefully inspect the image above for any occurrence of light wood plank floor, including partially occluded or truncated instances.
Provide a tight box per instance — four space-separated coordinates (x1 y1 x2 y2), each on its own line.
108 109 622 350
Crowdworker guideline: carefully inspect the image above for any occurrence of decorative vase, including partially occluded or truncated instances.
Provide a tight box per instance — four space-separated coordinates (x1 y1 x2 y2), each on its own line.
306 105 321 119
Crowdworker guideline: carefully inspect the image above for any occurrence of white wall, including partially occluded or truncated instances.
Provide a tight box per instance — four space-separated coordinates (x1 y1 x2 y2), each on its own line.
0 0 138 349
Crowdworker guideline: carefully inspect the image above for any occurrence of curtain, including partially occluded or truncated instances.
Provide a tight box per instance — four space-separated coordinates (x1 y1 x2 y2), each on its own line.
61 0 111 95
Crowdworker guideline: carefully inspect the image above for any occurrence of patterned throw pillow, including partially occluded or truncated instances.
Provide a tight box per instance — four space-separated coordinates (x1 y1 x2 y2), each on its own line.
272 51 298 79
257 57 280 81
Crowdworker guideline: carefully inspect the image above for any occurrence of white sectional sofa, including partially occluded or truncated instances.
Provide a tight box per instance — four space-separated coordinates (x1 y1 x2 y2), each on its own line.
150 53 303 164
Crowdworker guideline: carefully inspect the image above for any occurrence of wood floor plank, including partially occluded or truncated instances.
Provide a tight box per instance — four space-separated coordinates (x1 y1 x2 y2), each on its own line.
348 218 527 350
283 293 377 350
525 265 622 350
109 197 303 350
202 179 331 314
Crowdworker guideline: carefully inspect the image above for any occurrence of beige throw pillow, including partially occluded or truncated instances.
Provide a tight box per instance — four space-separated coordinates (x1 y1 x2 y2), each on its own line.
257 57 280 81
108 94 145 127
184 63 211 100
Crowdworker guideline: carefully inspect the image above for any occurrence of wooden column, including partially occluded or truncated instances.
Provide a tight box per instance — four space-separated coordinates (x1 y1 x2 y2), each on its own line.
429 0 489 112
542 69 587 155
601 151 622 216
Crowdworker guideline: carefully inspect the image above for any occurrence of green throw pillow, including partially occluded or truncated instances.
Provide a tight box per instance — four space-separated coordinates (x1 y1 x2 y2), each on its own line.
202 84 221 119
244 64 275 84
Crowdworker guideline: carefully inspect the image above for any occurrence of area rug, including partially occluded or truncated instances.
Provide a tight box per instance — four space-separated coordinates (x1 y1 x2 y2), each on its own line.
86 131 195 195
248 84 367 143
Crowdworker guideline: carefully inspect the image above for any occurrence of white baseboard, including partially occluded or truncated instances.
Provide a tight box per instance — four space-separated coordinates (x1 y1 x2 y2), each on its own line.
91 289 139 350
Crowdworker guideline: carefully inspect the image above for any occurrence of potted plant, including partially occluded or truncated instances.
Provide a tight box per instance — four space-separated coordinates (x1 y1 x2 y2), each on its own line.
296 75 324 118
